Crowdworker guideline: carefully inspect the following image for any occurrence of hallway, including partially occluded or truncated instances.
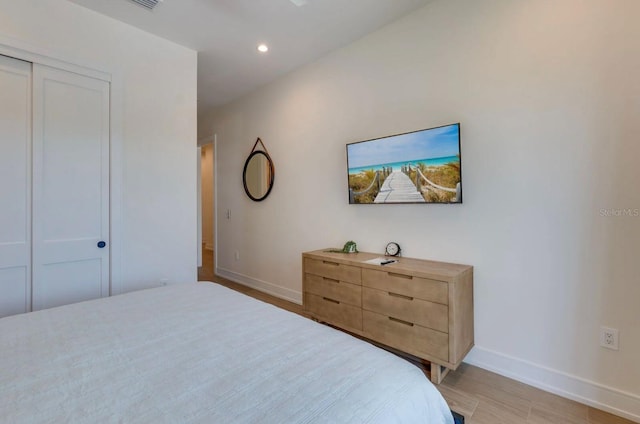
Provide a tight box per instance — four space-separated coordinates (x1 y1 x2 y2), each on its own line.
197 246 215 281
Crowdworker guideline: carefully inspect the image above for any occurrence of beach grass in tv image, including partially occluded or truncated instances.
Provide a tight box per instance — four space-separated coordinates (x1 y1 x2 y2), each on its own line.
347 123 462 204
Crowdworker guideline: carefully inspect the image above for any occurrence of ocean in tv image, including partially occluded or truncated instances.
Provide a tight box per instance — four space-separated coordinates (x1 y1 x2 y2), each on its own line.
347 123 462 204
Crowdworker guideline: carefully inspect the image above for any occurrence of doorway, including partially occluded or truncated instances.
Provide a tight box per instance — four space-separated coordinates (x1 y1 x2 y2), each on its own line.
198 142 215 281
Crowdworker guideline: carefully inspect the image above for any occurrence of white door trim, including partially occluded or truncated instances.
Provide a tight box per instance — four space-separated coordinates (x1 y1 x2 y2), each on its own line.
197 146 202 268
213 134 218 275
0 34 110 82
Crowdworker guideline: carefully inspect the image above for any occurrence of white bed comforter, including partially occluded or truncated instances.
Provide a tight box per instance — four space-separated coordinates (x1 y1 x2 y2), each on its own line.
0 282 453 423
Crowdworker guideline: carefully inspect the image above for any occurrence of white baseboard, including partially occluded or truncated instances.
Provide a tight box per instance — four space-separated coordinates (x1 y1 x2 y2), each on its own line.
215 267 302 305
465 347 640 423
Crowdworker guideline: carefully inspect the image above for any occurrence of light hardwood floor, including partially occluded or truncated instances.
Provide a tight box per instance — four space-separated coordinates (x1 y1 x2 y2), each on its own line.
197 250 632 424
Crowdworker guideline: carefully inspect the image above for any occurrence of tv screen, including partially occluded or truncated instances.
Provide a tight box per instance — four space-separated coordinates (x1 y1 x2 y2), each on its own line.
347 123 462 204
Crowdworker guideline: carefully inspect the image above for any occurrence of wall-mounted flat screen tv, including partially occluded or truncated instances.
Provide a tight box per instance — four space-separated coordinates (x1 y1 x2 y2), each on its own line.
347 123 462 204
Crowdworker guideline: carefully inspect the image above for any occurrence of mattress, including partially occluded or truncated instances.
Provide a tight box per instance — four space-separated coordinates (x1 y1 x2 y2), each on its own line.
0 282 453 423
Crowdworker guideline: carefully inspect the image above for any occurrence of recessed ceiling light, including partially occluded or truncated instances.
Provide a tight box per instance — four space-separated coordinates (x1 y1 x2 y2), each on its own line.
257 44 269 53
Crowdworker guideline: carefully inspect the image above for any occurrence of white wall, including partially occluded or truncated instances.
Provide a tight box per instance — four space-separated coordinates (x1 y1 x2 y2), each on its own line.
1 0 198 291
200 0 640 420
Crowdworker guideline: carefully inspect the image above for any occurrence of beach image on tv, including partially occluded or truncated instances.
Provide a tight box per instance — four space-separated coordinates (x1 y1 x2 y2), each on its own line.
347 123 462 204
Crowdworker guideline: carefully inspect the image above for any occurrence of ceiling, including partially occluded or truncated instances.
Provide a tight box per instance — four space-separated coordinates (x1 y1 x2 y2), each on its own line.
68 0 433 114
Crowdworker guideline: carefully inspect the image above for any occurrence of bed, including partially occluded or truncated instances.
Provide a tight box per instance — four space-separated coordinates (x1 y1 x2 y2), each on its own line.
1 282 454 423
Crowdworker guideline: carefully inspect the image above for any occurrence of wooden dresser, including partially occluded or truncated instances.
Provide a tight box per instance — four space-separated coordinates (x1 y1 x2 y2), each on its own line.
302 249 473 384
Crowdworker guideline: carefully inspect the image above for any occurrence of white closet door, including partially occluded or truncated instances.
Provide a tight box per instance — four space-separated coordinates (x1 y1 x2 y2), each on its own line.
32 64 110 310
0 55 31 318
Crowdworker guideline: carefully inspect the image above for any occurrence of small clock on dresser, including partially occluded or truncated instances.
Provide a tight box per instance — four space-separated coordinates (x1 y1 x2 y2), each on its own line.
385 242 401 256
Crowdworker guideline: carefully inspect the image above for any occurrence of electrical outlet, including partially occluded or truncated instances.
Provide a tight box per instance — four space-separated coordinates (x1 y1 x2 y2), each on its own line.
226 209 231 219
234 251 240 261
600 327 619 350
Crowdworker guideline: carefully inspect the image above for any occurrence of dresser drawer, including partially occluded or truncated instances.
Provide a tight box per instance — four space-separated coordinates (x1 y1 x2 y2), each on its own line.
305 273 361 307
362 268 448 305
362 287 448 333
305 257 361 284
363 310 449 362
305 293 362 331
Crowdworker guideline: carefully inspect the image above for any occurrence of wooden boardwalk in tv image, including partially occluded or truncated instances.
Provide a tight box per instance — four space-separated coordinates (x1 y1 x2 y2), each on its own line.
374 171 424 203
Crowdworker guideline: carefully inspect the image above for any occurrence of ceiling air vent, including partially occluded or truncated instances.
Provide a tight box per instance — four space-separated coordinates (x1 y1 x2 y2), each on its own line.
129 0 160 10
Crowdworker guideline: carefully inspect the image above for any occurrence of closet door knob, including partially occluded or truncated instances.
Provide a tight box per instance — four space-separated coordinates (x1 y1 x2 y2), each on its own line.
97 241 106 248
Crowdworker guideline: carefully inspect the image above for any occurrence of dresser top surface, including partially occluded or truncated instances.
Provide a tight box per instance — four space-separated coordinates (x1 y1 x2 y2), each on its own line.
303 249 472 281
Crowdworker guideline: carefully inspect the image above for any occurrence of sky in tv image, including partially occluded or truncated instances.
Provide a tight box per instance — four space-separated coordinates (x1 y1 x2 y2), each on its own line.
348 124 460 172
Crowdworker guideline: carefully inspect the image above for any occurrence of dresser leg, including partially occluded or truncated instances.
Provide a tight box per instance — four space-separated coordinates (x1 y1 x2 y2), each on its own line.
430 364 450 384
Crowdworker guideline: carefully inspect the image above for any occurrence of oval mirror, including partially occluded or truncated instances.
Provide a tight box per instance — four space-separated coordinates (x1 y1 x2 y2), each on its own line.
243 151 274 201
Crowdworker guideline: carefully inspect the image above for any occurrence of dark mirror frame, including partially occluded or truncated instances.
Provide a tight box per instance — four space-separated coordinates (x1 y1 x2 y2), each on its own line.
243 150 275 202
